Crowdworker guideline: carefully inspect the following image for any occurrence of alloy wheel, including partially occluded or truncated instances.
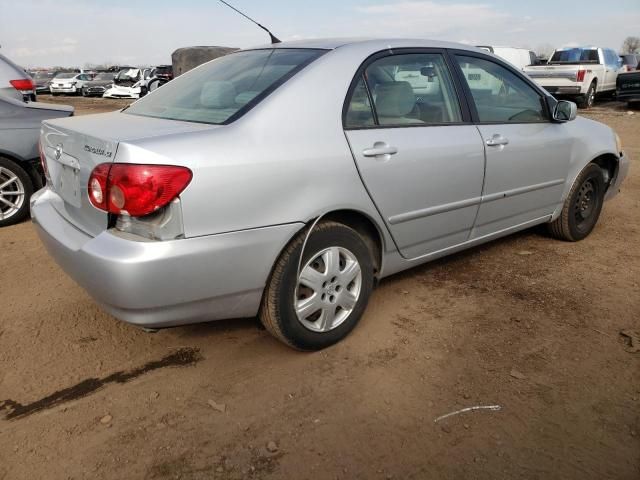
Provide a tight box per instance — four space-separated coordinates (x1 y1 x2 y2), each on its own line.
0 166 25 221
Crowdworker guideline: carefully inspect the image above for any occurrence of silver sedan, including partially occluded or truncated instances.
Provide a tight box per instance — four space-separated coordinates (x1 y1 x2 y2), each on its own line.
31 39 629 350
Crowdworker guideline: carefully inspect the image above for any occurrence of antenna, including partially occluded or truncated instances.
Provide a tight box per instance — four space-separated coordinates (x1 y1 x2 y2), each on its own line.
217 0 281 44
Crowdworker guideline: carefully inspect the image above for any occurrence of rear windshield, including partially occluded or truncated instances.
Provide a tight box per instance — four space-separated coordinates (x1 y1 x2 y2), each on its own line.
125 48 325 125
549 48 599 64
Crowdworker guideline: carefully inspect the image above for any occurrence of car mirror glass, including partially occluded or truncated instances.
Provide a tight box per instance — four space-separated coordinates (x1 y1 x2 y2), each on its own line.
553 100 577 122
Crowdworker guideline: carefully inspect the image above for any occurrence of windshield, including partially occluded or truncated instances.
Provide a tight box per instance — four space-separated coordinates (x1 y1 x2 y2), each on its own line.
94 73 114 80
55 73 76 79
33 72 53 80
125 48 325 125
549 48 599 64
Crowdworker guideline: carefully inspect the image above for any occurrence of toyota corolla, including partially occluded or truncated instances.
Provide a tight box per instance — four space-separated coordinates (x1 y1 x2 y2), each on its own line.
31 39 629 350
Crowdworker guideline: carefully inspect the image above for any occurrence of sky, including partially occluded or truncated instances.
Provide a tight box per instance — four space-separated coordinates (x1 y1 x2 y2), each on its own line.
1 0 639 68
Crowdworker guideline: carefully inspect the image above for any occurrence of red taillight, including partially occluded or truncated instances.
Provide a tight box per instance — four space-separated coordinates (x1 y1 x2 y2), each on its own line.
88 164 110 211
88 164 192 217
9 79 35 91
576 69 586 82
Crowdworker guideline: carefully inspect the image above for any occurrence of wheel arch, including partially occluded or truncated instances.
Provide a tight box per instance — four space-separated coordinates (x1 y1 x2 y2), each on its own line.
551 150 620 221
590 152 619 190
320 209 385 277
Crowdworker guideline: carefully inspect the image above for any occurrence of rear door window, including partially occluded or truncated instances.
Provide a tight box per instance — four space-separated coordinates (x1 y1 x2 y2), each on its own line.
344 52 463 128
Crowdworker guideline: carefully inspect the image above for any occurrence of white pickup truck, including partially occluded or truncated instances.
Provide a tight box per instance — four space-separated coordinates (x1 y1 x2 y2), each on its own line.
523 47 621 108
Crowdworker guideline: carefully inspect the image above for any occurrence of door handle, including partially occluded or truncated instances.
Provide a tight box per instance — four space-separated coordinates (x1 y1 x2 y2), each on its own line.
485 134 509 147
362 142 398 158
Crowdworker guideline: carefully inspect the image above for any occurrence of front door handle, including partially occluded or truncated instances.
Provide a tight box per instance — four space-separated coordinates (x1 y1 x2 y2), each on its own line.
485 134 509 147
362 142 398 158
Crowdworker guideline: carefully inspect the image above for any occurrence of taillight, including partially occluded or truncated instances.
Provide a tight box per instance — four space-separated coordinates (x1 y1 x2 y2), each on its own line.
88 164 110 211
88 164 192 217
576 69 586 82
9 79 35 91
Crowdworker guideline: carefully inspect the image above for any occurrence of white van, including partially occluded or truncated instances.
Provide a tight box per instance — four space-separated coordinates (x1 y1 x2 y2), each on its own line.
476 46 537 71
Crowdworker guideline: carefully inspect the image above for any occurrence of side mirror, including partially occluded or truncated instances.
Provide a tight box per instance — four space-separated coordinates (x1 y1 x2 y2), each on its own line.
553 100 577 122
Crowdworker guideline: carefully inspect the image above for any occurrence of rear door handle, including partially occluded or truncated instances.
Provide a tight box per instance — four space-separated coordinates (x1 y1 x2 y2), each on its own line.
485 134 509 147
362 142 398 157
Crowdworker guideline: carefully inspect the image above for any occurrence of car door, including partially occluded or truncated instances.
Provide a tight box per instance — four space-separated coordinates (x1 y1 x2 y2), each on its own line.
451 52 572 238
344 50 485 259
604 49 619 90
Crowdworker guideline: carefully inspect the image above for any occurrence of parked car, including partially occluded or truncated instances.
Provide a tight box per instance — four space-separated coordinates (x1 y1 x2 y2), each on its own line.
0 52 36 102
31 71 55 94
476 46 538 70
103 68 152 99
32 39 629 350
143 65 174 94
50 73 94 96
81 72 116 97
619 54 640 72
524 46 622 108
151 65 173 82
0 96 73 226
616 69 640 106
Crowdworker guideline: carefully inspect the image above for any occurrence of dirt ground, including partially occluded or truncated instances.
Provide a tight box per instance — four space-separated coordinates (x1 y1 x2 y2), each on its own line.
1 95 638 480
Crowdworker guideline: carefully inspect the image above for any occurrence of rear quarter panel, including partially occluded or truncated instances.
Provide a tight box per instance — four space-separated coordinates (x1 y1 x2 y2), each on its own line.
120 45 395 253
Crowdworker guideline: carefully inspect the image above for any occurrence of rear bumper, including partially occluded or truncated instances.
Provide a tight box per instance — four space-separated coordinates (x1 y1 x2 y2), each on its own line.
31 188 302 328
542 86 582 95
50 85 77 93
616 92 640 102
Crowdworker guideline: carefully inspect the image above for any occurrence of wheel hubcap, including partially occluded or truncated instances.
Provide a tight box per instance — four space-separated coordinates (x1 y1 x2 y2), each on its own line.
574 179 597 226
0 166 25 221
295 246 362 332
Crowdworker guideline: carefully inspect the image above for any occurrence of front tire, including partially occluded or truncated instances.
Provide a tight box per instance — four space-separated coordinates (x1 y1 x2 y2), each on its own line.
0 157 34 228
547 163 605 241
260 221 375 350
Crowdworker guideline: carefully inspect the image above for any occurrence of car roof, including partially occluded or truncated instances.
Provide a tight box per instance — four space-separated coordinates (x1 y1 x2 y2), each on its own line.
248 37 484 53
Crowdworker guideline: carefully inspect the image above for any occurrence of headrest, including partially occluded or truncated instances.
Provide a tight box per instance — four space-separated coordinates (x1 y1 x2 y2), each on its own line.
200 81 237 108
375 81 416 117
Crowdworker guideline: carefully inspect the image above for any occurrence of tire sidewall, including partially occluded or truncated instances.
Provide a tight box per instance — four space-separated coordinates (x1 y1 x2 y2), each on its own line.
586 83 596 108
0 157 34 227
567 164 605 240
273 225 374 350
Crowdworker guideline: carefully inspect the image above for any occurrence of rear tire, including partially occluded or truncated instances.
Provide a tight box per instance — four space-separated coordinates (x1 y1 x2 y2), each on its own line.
547 163 605 241
578 82 596 109
0 157 34 228
260 221 375 350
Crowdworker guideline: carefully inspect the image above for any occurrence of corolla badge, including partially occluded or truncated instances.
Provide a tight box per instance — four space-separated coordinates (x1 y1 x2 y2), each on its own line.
54 144 63 161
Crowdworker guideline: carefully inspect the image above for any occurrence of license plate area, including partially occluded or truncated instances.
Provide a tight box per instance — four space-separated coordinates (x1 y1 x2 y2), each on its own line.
57 164 81 207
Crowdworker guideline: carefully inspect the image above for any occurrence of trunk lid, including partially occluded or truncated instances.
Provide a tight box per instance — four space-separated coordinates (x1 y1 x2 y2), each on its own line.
524 65 580 81
41 112 216 237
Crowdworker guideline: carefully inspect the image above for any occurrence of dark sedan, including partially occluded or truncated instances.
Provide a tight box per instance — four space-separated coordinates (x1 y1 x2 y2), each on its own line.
81 72 116 97
0 96 73 226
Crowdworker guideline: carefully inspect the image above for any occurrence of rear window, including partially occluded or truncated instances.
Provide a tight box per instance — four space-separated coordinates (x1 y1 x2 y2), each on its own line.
549 48 599 64
125 48 325 125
